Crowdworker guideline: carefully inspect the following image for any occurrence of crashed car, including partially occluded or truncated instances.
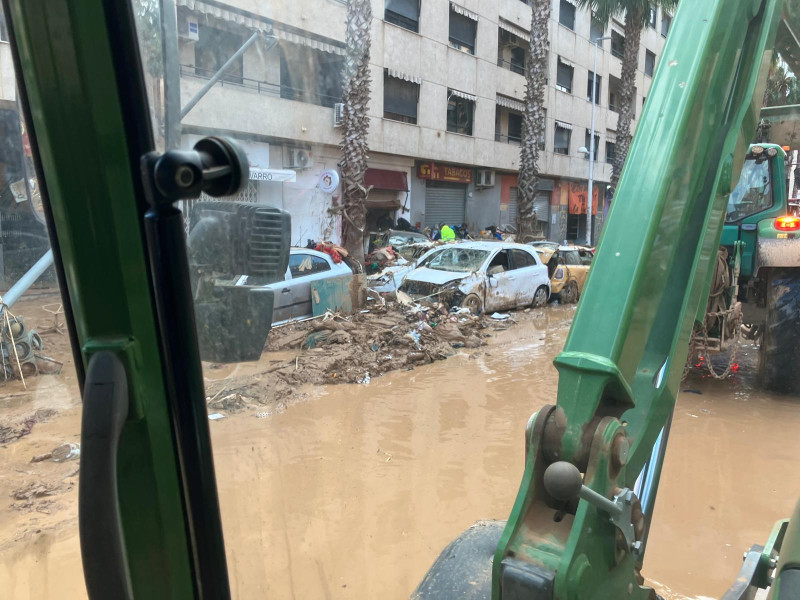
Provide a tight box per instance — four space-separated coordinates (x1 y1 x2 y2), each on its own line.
265 248 353 323
533 245 591 304
367 245 451 294
368 229 433 260
399 241 550 313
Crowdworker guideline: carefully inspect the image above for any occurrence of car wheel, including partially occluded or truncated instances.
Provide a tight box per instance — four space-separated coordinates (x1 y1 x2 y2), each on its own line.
461 293 483 315
562 281 579 304
532 286 548 308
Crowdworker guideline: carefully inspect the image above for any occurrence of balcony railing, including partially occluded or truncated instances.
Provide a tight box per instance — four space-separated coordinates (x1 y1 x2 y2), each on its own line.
497 57 525 76
180 64 342 109
495 132 522 145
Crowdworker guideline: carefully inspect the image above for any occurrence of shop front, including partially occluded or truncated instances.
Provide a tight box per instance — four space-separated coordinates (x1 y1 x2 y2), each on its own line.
364 168 409 231
417 162 471 229
566 181 600 243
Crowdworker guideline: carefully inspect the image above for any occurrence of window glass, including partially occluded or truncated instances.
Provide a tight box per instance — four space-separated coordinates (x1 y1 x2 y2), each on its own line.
279 45 344 108
556 60 573 93
554 126 571 155
449 8 477 54
511 249 537 269
384 72 419 124
288 254 331 277
584 130 599 161
590 17 604 44
661 12 672 37
510 46 526 75
645 50 656 77
0 7 7 43
726 159 774 222
648 8 657 29
428 248 490 272
587 71 601 103
447 93 474 135
611 30 625 59
559 0 576 30
195 25 243 84
606 141 616 163
563 250 581 265
386 0 420 32
508 112 522 143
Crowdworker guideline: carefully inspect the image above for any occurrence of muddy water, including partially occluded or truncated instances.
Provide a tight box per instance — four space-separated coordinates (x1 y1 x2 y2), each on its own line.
1 304 799 599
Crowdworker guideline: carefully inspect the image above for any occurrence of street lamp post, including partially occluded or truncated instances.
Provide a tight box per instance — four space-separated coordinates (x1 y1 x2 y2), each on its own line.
583 36 611 246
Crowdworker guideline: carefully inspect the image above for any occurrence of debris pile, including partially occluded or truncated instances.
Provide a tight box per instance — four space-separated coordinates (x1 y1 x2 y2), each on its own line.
0 408 58 445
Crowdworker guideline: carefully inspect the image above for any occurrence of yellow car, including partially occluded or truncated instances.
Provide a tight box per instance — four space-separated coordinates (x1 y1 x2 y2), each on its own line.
532 245 591 304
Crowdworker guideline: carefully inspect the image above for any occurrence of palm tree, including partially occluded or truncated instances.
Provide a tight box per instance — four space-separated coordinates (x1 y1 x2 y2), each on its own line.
578 0 678 190
338 0 373 263
517 0 552 240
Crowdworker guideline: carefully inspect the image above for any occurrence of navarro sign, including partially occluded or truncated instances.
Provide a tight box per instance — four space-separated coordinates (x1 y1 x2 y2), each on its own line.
417 162 472 183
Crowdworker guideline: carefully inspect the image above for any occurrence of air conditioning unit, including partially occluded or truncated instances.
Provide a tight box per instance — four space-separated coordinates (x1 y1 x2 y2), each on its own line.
178 16 199 42
333 103 344 127
286 148 311 169
476 169 495 187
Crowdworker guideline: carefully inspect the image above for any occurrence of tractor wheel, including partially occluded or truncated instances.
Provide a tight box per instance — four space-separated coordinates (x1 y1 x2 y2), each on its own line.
562 281 579 304
758 268 800 393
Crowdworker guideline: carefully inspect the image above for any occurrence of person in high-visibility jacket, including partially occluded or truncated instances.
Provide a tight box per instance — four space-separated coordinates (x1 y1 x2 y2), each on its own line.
440 224 456 241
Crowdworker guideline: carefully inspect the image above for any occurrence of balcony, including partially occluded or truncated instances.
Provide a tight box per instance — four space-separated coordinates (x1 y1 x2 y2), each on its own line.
497 57 525 76
180 64 342 109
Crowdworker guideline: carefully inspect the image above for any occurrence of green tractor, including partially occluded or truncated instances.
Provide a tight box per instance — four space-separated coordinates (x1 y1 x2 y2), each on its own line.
693 142 800 392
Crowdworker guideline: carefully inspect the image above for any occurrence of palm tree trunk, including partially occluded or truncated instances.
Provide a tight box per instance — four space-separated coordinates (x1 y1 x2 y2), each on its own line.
610 7 643 191
517 0 551 240
339 0 372 263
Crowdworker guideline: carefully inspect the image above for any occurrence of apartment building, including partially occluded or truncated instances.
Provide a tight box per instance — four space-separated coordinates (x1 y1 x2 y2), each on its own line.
172 0 671 246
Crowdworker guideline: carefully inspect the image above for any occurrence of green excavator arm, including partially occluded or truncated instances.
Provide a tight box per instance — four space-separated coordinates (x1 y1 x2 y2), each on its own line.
491 1 787 598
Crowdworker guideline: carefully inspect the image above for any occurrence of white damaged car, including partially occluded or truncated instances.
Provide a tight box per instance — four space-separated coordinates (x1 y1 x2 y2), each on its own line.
398 241 550 314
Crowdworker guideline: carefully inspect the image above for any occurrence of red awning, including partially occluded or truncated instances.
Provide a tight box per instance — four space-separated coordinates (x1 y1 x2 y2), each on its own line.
365 168 408 191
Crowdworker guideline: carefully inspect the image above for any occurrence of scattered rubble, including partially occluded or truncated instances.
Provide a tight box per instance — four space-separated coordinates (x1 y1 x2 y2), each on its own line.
10 480 73 513
0 408 58 445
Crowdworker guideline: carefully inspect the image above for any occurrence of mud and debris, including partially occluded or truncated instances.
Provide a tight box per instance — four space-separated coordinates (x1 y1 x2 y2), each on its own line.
0 408 58 445
201 302 517 415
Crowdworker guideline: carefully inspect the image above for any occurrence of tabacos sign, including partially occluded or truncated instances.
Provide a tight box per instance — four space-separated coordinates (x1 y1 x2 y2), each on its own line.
417 162 472 183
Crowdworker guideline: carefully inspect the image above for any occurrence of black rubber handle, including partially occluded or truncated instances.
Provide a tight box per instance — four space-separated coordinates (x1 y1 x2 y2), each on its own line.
79 351 133 600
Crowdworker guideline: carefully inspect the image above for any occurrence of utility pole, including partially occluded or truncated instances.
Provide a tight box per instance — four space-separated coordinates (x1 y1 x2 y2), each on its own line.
585 36 611 246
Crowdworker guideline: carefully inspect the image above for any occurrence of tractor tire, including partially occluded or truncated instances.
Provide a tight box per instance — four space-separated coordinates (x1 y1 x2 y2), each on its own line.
758 268 800 393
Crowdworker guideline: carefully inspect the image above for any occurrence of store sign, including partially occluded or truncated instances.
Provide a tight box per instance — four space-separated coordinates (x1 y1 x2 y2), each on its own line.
417 162 472 183
249 168 296 182
567 182 599 215
319 169 340 193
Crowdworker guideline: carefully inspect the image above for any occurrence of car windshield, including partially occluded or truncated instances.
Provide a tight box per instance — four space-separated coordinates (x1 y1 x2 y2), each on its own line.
388 233 426 245
425 248 489 272
726 158 773 222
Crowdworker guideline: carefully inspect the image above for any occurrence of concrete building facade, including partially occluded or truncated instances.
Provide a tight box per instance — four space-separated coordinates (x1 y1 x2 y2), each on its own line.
171 0 671 246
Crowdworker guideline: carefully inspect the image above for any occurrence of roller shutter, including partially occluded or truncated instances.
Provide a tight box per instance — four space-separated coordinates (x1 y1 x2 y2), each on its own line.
424 182 466 227
534 191 550 224
503 187 518 227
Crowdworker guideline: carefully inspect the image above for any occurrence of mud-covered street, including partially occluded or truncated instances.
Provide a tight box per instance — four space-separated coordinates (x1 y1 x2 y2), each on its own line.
0 292 798 599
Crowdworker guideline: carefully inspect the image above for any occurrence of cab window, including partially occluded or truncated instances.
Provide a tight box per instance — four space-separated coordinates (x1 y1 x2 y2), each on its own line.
726 158 773 222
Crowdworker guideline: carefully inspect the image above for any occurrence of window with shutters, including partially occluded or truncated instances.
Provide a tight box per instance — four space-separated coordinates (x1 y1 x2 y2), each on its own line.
384 72 419 124
556 59 573 94
449 7 477 55
559 0 575 31
385 0 420 33
648 8 657 29
554 125 571 155
447 92 474 136
645 50 656 77
508 113 522 144
497 28 529 75
587 71 601 103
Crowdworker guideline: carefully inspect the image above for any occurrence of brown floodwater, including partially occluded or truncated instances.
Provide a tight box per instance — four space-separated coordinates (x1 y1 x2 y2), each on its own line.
1 304 799 599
